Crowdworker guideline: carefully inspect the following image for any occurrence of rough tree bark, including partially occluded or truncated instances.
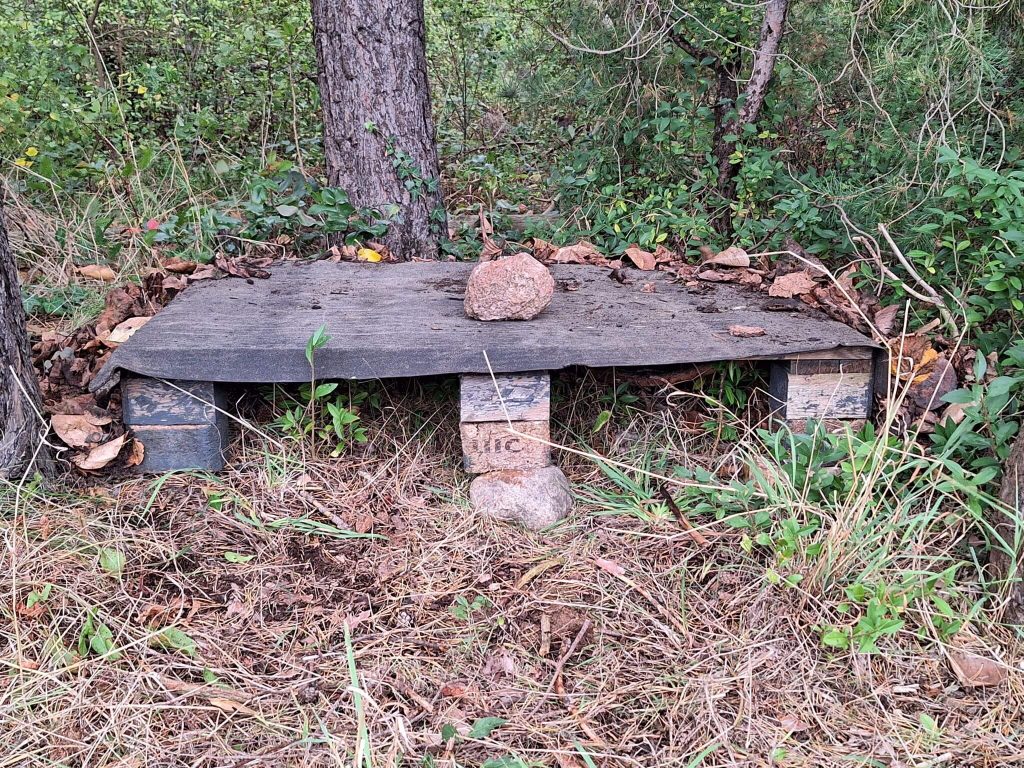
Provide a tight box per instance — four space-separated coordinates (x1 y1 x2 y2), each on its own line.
993 434 1024 622
311 0 447 260
0 197 49 478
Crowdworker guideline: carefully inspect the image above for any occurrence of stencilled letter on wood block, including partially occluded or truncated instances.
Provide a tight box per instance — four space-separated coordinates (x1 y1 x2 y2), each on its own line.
769 358 873 421
460 421 551 474
460 373 550 423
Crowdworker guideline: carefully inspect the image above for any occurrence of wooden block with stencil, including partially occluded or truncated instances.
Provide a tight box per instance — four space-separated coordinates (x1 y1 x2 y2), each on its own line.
460 373 551 472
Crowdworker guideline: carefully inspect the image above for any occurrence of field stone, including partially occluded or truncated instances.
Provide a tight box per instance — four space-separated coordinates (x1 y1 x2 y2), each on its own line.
464 252 555 321
470 466 572 530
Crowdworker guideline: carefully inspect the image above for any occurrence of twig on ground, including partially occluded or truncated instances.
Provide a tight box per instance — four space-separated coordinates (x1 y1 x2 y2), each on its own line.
541 618 592 703
658 483 711 548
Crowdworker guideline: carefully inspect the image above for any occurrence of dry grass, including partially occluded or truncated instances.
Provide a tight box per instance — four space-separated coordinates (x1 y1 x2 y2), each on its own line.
2 378 1023 768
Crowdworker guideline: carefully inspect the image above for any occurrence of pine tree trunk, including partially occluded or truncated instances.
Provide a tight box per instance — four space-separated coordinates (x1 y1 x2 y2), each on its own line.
0 198 49 478
311 0 446 260
993 434 1024 622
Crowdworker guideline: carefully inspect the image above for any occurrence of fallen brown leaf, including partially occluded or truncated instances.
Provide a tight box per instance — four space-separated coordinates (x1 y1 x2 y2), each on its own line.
768 270 817 299
729 325 766 338
481 649 517 680
624 245 656 270
479 207 501 262
594 557 625 577
189 264 217 281
779 713 811 732
125 438 145 467
653 244 675 264
704 245 750 268
208 697 260 716
214 254 272 280
72 434 126 471
328 244 359 262
551 241 605 265
873 304 901 336
532 237 556 262
696 269 739 283
440 682 469 698
162 274 188 293
162 257 197 274
910 355 957 411
889 335 937 382
51 413 112 448
949 648 1007 687
76 264 117 282
103 316 150 345
697 267 763 285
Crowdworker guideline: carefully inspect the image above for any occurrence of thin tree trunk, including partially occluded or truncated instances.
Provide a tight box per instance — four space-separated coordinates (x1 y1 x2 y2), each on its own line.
993 434 1024 622
646 0 790 231
716 0 790 201
0 197 50 479
311 0 447 260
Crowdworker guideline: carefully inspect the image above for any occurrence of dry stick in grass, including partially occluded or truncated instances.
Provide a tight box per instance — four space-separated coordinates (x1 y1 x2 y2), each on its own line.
658 483 710 548
876 222 960 334
538 618 592 705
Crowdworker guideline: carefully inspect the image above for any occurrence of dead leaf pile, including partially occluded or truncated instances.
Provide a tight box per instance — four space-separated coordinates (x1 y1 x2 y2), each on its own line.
214 254 273 279
30 262 206 472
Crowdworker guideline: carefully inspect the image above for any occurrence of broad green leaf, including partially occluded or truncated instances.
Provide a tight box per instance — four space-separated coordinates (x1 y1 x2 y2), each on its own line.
152 627 198 658
99 548 126 578
468 717 507 739
820 628 849 649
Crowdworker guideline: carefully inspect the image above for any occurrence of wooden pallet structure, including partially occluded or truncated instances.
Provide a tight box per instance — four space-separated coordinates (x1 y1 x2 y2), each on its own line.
92 262 879 523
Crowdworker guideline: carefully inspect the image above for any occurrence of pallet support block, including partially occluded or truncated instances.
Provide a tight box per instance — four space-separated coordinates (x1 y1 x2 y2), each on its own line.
459 372 552 473
122 377 232 472
460 372 571 530
768 353 874 426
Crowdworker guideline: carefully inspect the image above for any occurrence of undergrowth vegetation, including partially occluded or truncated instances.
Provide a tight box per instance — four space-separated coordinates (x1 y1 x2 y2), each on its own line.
3 0 1024 765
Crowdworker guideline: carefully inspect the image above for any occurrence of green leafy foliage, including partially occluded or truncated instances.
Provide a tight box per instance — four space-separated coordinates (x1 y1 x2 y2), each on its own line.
78 609 121 660
98 547 126 578
468 717 507 739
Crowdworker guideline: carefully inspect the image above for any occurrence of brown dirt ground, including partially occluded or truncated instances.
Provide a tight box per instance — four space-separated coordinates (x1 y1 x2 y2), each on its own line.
2 378 1022 767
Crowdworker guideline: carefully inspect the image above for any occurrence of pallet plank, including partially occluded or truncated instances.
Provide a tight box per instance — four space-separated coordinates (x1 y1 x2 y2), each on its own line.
776 369 872 419
122 378 228 426
93 262 878 388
